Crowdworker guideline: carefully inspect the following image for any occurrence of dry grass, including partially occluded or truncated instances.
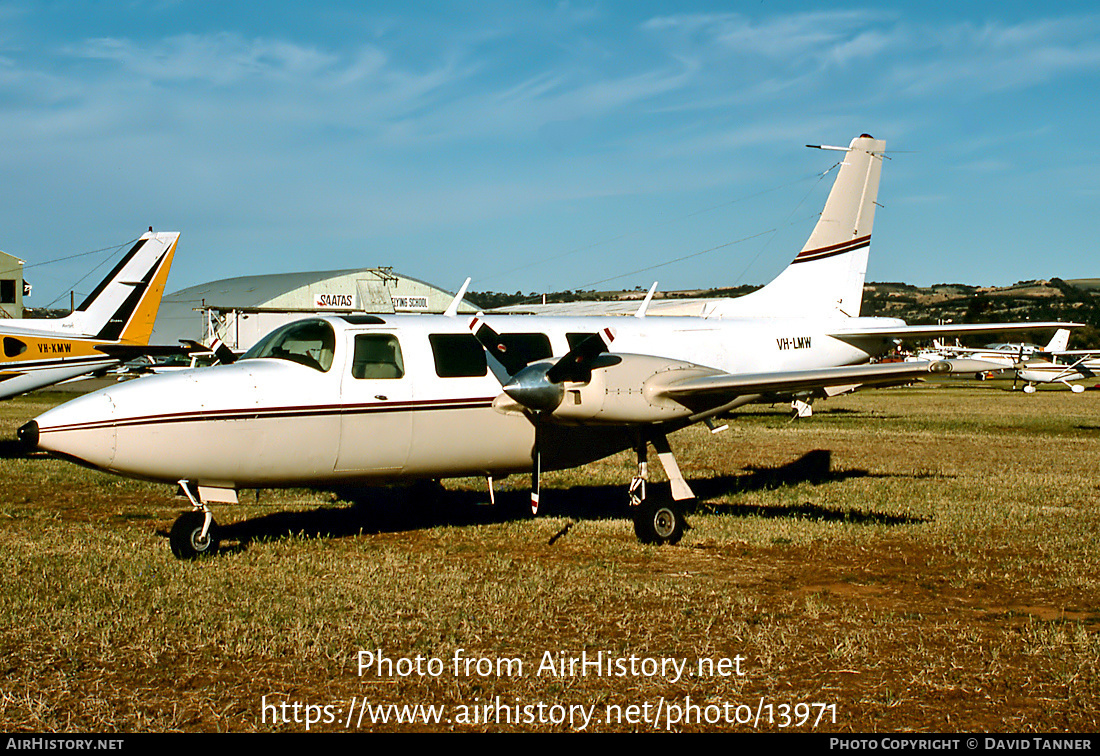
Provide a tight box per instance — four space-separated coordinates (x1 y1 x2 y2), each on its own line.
1 379 1098 732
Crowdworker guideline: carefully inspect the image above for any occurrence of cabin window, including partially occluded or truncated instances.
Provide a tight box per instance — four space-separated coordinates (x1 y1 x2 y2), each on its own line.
496 332 552 365
428 333 487 378
566 333 599 350
3 337 26 358
351 334 405 379
241 319 335 372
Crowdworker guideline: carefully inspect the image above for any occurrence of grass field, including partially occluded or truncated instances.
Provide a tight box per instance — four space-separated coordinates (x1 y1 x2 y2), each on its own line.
1 379 1098 732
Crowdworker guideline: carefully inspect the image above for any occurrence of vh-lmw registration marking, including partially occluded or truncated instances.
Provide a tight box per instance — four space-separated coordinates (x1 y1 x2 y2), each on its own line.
776 336 812 351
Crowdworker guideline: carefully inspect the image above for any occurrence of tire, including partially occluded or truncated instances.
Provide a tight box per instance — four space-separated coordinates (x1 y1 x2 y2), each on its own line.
633 497 685 546
169 511 219 559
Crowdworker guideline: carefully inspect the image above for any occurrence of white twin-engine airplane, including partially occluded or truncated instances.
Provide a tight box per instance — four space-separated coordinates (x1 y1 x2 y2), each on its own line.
0 230 180 400
19 135 1076 558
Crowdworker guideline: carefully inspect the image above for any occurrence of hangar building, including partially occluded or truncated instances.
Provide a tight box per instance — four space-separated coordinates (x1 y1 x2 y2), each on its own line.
0 250 26 320
150 267 476 351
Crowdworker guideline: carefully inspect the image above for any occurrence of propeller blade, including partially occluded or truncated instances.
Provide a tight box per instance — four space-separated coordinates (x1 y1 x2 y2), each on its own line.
468 317 530 382
546 328 615 384
531 428 541 515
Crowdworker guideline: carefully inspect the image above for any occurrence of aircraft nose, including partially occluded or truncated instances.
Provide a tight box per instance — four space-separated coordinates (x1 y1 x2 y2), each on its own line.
32 390 118 469
16 420 39 450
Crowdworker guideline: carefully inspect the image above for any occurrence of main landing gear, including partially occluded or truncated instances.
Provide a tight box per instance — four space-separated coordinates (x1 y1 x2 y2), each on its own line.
169 480 219 559
629 433 693 546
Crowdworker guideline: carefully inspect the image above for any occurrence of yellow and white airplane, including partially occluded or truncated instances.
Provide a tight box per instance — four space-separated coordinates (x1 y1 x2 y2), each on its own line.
18 136 1075 557
0 231 179 400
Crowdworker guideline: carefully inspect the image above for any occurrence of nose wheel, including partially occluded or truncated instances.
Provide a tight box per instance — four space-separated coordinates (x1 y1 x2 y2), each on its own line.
169 480 219 559
169 510 219 559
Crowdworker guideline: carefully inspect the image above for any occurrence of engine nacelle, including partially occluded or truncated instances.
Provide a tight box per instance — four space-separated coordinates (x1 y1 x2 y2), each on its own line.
494 353 724 424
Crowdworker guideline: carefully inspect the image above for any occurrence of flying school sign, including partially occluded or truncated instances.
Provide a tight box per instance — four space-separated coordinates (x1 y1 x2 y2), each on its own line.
313 293 431 310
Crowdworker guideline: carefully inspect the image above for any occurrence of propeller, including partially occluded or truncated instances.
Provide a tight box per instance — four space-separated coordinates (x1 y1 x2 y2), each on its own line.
468 318 616 513
180 337 237 365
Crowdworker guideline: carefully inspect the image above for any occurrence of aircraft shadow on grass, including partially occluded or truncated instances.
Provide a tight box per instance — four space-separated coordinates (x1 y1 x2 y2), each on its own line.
164 449 929 554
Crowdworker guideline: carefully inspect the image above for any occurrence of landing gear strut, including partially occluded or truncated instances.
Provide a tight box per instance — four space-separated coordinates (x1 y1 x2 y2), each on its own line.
170 480 219 559
629 434 692 545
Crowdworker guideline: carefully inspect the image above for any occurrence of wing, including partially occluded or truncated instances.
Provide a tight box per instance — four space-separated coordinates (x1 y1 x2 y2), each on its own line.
829 322 1081 341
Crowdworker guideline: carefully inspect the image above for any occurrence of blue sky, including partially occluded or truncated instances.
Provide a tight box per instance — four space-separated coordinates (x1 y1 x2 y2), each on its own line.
2 1 1098 307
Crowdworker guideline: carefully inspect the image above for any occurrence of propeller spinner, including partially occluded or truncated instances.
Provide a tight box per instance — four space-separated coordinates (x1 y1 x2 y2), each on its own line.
468 318 616 513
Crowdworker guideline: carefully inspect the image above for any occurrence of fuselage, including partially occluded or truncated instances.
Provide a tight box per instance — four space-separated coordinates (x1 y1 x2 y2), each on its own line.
28 312 900 490
1 329 124 398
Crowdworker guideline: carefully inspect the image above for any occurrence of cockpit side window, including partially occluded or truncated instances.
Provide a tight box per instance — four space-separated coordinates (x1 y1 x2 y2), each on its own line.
351 334 404 379
3 337 27 358
241 320 336 372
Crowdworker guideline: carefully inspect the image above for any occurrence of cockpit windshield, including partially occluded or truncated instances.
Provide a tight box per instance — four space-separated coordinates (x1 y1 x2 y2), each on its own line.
241 319 336 372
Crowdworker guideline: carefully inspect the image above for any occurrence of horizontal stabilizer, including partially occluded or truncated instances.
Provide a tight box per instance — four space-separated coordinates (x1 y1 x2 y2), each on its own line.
95 344 192 360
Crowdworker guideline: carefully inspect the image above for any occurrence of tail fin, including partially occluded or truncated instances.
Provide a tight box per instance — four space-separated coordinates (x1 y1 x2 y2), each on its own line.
29 231 179 343
708 134 885 319
1044 328 1071 353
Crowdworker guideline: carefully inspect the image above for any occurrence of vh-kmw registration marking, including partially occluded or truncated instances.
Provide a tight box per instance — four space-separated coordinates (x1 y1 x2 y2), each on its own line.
39 342 73 354
776 336 812 351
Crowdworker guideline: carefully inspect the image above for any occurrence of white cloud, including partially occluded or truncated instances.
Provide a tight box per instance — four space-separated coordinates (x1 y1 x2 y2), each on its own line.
888 16 1100 96
643 10 897 66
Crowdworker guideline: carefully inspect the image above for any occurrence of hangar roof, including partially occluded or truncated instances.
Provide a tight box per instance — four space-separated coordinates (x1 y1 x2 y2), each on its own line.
162 268 441 309
150 267 474 347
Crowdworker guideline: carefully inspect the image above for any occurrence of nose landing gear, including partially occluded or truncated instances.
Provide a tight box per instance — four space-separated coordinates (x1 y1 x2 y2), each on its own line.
169 480 219 559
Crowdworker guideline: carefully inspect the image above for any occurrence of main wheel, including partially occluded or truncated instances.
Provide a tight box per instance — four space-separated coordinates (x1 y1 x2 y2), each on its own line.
169 511 219 559
633 497 685 545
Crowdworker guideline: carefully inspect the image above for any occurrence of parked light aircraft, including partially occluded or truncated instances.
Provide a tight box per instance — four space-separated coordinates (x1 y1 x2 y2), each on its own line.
918 329 1099 392
1 231 179 400
916 329 1070 368
1015 353 1099 393
18 136 1076 558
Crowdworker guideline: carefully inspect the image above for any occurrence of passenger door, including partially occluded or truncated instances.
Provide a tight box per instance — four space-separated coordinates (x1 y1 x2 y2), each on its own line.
335 332 413 473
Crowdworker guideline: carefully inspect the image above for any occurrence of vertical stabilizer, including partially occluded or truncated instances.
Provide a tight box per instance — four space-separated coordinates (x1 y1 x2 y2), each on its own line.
709 134 885 319
1044 328 1070 353
25 231 179 343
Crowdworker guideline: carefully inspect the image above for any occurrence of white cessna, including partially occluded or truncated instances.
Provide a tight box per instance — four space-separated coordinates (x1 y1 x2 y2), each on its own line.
1014 352 1099 393
19 135 1074 557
